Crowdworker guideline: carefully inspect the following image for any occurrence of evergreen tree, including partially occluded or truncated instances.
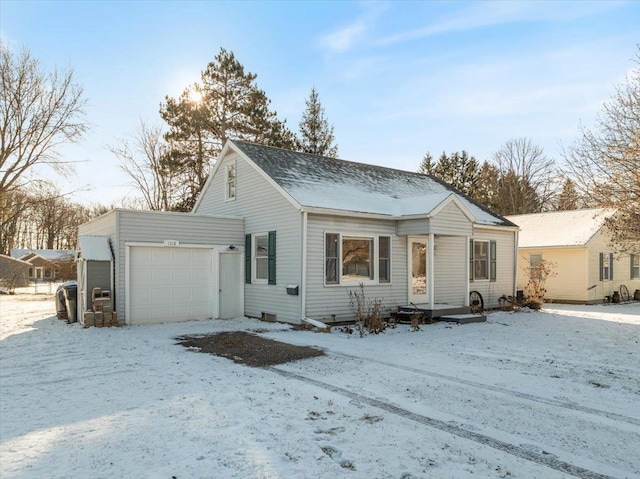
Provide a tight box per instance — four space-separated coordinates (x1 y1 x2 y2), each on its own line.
555 178 581 210
417 150 480 197
159 48 295 210
298 87 338 157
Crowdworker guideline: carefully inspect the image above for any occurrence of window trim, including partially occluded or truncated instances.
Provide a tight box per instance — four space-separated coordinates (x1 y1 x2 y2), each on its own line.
631 254 639 280
225 161 236 202
324 232 392 286
252 233 269 284
469 239 496 282
246 231 276 285
600 252 613 281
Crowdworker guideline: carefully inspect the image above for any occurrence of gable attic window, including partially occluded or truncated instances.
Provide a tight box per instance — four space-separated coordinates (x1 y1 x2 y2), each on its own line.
225 162 236 201
600 252 613 281
325 233 391 285
469 239 496 282
631 254 639 280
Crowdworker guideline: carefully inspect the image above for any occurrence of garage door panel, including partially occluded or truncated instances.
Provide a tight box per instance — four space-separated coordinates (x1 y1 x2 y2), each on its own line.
129 246 214 324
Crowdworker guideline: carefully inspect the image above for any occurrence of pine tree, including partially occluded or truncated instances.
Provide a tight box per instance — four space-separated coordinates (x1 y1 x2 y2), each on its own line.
555 178 581 210
298 87 338 157
417 150 480 197
159 48 295 210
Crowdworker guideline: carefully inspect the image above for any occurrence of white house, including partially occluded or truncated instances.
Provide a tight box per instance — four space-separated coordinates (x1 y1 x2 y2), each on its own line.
507 208 640 304
79 140 519 325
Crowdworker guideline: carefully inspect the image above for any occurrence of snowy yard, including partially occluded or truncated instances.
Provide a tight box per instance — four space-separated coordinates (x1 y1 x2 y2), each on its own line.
1 293 639 479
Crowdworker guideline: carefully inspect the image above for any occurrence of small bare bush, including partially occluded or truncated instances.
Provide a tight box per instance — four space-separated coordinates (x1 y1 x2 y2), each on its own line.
523 258 556 310
348 283 385 337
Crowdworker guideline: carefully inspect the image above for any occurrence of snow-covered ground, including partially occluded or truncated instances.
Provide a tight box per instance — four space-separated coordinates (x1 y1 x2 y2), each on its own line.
1 292 639 479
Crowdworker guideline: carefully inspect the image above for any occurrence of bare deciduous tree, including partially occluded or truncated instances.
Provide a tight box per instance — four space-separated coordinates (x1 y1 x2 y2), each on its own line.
110 121 181 211
564 48 640 253
0 42 87 195
491 137 557 215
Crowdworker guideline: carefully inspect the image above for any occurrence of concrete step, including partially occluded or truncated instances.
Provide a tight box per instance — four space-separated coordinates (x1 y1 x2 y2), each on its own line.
438 314 486 324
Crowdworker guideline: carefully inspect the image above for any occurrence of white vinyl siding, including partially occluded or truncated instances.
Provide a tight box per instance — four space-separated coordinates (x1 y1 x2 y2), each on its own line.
468 227 516 308
430 201 473 236
307 215 406 322
433 235 467 305
195 152 302 323
397 201 473 236
81 209 243 323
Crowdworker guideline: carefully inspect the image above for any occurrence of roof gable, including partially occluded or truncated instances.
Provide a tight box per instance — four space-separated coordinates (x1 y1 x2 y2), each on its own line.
507 208 615 248
204 141 512 226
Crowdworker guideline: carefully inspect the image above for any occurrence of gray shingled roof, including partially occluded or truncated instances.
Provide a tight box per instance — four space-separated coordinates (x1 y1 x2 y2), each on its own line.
232 141 514 226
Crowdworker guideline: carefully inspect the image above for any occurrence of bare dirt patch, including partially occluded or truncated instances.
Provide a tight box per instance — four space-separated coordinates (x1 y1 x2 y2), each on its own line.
176 331 324 367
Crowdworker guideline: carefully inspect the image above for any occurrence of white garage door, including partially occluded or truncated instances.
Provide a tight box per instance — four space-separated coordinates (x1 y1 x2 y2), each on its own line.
129 246 214 324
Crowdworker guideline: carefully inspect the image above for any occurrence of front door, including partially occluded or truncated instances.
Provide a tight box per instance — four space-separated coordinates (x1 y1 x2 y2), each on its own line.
408 236 428 304
219 251 243 319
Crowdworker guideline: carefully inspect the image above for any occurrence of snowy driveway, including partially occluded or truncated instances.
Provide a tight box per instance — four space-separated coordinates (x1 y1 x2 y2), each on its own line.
1 294 639 479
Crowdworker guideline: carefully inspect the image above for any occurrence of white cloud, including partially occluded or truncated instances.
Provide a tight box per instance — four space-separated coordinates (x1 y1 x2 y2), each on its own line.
376 0 628 46
319 20 367 52
318 1 389 53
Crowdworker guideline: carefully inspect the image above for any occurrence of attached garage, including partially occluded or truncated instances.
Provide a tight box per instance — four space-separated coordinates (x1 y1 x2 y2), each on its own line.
127 245 215 324
78 209 245 325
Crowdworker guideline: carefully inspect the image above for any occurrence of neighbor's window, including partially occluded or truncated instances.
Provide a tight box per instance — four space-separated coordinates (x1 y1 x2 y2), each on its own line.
225 162 236 201
469 239 497 282
600 252 613 281
253 234 268 282
530 254 543 281
632 254 639 279
325 233 391 285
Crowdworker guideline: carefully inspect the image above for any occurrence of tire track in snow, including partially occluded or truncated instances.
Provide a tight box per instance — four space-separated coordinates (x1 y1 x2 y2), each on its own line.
267 366 616 479
327 351 640 427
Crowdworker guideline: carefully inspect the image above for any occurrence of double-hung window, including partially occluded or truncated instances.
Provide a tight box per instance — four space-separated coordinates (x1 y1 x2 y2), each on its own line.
225 162 236 201
600 252 613 281
325 233 391 285
245 231 276 285
631 254 639 280
469 239 496 281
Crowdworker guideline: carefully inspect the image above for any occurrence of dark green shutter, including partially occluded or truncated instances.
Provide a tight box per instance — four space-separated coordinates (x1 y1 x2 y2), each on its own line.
599 253 604 281
490 240 497 282
469 239 474 281
268 231 276 285
245 234 252 284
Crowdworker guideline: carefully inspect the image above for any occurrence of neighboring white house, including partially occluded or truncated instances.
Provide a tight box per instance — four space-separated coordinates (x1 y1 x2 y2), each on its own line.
79 140 519 325
507 209 640 304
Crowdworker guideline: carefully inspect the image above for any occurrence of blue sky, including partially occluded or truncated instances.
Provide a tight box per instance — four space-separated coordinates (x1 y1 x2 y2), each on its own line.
2 0 639 206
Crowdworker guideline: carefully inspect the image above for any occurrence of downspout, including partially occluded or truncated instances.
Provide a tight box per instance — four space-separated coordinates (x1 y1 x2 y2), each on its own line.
301 211 308 321
513 229 519 297
428 233 435 311
465 234 470 306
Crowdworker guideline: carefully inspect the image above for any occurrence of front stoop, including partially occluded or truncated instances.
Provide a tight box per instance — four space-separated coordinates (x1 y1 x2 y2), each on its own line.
438 313 486 324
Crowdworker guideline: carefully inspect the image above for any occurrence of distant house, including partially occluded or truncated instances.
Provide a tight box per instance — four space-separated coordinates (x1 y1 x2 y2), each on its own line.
506 209 640 303
9 249 76 282
79 140 519 326
0 254 30 290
